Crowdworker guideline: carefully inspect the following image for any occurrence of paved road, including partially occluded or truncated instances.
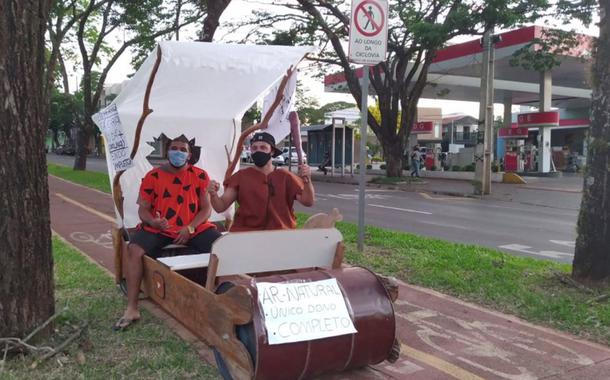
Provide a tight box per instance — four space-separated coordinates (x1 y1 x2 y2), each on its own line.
47 154 580 263
298 182 579 263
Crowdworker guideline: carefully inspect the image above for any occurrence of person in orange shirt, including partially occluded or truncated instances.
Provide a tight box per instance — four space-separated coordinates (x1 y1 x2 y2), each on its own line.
208 132 315 231
114 135 221 331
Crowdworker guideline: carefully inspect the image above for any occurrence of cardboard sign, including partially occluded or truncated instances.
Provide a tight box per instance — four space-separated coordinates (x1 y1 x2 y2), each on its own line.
256 279 357 345
92 104 133 172
262 71 298 144
348 0 388 65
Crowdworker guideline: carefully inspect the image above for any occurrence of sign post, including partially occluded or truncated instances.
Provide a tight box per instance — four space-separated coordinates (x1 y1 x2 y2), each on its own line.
348 0 388 251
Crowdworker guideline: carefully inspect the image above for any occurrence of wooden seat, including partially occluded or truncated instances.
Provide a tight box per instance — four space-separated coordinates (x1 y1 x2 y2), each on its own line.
205 228 344 289
158 253 211 271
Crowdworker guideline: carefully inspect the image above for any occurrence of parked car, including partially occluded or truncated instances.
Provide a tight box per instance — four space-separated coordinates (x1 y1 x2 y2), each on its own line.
54 144 75 155
281 147 307 164
271 154 285 166
240 148 251 163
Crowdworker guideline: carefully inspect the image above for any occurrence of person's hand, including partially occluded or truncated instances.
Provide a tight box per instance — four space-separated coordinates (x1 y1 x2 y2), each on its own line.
298 164 311 179
208 180 220 196
173 227 190 245
151 211 169 230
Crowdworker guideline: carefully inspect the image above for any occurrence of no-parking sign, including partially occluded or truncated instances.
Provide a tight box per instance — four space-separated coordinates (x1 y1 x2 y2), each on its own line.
348 0 388 65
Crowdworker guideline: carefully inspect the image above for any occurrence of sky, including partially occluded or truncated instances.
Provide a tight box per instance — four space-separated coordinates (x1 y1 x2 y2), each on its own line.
93 0 599 119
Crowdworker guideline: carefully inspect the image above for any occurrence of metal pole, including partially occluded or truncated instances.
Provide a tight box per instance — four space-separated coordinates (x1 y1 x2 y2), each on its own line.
358 66 369 252
341 119 346 177
351 125 355 176
331 121 336 177
483 27 495 194
288 132 292 172
474 28 491 195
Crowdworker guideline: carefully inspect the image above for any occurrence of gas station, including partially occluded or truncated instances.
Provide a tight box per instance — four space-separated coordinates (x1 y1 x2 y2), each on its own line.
324 25 594 174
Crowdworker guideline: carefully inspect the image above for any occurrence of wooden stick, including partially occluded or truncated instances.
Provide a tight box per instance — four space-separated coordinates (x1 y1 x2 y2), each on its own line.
1 343 9 374
23 307 67 343
223 66 296 182
112 45 163 219
32 323 87 367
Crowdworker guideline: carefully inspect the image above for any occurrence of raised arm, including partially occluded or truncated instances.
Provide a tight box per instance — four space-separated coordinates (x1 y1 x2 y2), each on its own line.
208 179 238 213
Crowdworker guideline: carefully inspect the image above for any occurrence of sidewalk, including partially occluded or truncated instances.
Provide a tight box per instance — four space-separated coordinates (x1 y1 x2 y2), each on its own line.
49 174 610 379
305 166 583 210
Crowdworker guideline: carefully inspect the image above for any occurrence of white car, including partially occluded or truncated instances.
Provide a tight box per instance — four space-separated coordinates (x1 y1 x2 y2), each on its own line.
240 149 251 163
281 147 307 164
271 154 285 166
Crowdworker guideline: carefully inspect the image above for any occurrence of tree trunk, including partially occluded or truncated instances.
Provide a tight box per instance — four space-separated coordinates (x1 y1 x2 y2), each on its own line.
382 138 404 177
73 122 91 170
572 2 610 286
198 0 231 42
0 0 54 338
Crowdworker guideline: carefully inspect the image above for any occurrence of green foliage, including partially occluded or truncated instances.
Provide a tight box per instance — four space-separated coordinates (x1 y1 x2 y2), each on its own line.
242 103 261 127
451 165 462 172
49 90 83 135
298 101 356 125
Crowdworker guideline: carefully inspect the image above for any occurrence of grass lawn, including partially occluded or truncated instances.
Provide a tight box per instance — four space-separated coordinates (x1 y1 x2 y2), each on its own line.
1 237 219 379
47 163 610 346
48 163 111 193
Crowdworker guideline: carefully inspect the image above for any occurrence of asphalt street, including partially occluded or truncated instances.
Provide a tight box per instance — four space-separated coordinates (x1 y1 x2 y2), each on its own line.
47 154 580 263
297 181 579 263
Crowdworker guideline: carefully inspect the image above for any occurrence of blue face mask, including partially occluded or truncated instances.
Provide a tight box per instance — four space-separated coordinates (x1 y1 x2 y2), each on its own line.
168 150 189 168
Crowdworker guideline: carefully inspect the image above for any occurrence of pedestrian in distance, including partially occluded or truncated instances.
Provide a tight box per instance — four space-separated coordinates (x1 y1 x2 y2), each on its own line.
410 145 421 178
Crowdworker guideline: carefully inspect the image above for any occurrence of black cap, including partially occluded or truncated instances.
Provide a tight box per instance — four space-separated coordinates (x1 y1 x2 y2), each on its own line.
251 132 282 157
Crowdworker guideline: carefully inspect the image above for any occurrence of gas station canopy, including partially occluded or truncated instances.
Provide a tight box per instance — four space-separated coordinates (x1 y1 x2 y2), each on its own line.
325 26 594 109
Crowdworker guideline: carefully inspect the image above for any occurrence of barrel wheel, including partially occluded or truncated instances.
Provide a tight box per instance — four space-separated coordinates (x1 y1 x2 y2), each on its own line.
214 282 257 380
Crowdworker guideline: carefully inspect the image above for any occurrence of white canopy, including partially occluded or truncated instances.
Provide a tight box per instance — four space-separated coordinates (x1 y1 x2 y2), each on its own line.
99 41 313 228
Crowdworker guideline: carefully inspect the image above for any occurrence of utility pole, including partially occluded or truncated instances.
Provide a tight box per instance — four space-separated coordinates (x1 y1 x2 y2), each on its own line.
483 28 495 194
474 27 495 195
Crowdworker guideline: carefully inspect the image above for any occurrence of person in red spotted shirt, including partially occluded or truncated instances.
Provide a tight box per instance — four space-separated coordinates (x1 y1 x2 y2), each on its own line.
113 135 221 331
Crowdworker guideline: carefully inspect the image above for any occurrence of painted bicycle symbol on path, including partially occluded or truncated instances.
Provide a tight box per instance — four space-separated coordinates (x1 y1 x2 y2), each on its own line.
70 230 114 250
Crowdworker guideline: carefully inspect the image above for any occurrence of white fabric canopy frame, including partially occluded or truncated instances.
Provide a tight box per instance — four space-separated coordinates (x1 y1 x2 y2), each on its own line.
98 41 313 228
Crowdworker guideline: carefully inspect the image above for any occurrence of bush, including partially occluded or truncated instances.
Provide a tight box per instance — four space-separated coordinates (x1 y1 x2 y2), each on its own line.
464 163 476 172
431 165 437 171
491 161 500 173
371 156 383 162
451 165 462 171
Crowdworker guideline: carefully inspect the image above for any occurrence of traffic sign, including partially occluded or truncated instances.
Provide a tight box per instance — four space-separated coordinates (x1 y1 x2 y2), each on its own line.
348 0 388 65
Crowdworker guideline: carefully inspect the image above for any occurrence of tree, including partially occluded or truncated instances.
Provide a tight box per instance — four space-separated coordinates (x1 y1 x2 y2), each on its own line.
69 0 205 170
48 90 83 149
1 0 54 338
238 0 586 177
198 0 232 41
298 100 356 125
573 0 609 286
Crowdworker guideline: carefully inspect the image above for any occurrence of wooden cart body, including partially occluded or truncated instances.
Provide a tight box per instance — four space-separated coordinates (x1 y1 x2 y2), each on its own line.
113 227 398 379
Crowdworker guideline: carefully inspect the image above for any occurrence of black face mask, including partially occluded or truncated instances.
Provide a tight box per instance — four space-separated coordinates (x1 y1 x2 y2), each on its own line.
252 151 271 167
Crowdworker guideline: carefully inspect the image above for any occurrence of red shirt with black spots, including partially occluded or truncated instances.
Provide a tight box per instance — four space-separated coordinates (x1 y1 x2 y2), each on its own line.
138 165 214 238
